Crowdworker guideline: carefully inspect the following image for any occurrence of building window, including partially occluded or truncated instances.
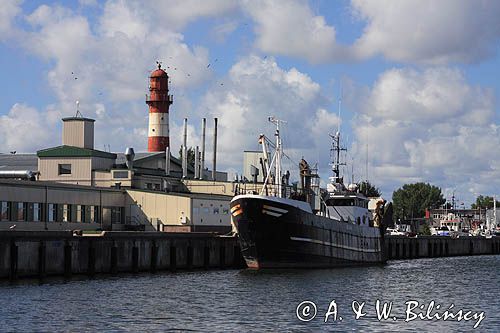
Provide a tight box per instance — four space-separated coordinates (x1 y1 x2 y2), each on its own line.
58 164 72 175
154 183 161 191
89 206 99 223
145 183 153 190
16 202 27 221
222 207 229 215
76 205 85 223
62 204 70 222
48 204 56 222
213 207 219 214
202 207 210 214
113 171 129 179
193 207 200 214
1 202 10 221
32 203 41 222
111 207 123 224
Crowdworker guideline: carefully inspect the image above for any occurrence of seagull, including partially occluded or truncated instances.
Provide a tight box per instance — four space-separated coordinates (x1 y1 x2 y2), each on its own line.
9 225 16 230
207 63 211 68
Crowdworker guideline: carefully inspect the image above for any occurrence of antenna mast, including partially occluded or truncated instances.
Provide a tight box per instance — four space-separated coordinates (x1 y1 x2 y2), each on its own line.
330 94 346 185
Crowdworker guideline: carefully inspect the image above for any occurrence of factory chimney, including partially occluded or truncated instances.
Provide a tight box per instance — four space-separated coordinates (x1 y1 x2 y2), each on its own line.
212 118 218 181
146 62 173 152
194 146 200 179
200 118 206 180
182 118 188 178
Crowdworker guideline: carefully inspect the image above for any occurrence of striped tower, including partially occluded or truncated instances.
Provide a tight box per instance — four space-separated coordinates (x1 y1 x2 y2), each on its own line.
147 63 173 152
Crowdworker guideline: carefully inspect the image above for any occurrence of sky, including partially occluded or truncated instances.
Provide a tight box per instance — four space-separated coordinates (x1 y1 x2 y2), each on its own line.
0 0 499 206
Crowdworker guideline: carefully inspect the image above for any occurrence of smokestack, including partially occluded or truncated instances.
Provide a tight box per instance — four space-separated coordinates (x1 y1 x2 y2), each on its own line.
182 118 188 178
194 146 200 179
212 118 218 181
201 118 206 180
165 146 170 176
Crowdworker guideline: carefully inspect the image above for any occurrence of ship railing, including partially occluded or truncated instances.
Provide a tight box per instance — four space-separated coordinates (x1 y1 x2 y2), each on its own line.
233 182 308 200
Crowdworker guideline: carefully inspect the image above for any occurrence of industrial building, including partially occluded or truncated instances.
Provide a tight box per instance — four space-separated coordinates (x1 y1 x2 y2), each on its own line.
0 64 233 233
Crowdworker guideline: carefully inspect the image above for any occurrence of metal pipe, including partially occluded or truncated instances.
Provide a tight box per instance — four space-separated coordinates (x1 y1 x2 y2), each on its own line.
125 147 135 170
182 118 188 178
212 118 218 181
194 146 200 179
165 146 170 176
201 118 206 180
0 170 36 179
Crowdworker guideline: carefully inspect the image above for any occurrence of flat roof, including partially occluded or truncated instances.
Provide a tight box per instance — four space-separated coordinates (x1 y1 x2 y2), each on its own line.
62 117 95 122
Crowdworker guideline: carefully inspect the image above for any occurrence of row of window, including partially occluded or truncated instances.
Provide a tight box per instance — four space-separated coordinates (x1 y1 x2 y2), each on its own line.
326 198 369 208
0 201 123 224
145 183 161 190
193 207 230 215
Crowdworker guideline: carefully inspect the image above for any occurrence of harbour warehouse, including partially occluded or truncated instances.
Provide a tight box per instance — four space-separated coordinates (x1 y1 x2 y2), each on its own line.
0 64 240 232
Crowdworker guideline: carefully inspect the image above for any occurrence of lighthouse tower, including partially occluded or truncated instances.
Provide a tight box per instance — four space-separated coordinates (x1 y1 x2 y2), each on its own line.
146 62 173 152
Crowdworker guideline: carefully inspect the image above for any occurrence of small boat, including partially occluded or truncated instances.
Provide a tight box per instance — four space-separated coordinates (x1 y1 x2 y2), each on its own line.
230 117 391 269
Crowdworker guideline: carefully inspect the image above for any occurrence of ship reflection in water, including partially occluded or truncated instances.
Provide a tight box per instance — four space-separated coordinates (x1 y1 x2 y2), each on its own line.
0 255 498 331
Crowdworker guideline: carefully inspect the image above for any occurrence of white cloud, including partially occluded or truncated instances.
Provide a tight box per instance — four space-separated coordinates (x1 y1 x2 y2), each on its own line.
0 104 56 153
351 0 500 64
198 55 338 173
210 20 239 43
0 0 22 40
243 0 346 63
349 67 499 200
12 2 220 152
99 0 237 34
242 0 500 65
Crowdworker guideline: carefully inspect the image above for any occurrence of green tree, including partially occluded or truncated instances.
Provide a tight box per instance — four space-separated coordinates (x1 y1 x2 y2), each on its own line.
358 181 381 197
471 195 499 209
179 146 195 168
392 182 445 222
421 224 431 236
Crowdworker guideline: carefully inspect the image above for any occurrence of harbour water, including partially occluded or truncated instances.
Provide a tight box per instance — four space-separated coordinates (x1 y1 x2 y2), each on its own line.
0 255 498 332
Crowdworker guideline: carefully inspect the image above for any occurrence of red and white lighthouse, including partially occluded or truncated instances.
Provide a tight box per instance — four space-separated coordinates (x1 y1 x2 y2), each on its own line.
146 62 173 152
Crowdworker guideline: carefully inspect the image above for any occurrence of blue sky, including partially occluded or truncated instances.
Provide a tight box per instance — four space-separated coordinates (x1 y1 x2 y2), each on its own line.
1 0 499 205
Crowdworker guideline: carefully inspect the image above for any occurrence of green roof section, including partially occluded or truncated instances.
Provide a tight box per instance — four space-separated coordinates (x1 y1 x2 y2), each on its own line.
37 145 117 159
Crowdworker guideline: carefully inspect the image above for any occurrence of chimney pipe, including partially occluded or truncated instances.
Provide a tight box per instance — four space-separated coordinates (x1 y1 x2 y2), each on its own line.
212 118 218 181
201 118 206 180
125 147 135 170
165 146 170 176
194 146 200 179
182 118 188 178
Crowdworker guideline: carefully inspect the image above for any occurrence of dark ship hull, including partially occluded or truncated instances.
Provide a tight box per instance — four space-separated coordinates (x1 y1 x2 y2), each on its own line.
231 195 386 269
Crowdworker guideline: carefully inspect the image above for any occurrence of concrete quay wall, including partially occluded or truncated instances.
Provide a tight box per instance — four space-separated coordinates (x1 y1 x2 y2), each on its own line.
0 231 244 280
385 235 500 260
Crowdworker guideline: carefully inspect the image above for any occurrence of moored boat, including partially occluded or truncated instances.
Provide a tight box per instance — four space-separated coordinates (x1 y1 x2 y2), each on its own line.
231 117 391 269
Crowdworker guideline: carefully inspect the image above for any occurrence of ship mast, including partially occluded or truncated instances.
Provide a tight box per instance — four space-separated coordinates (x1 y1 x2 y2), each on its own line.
269 116 285 197
330 95 346 186
260 116 286 198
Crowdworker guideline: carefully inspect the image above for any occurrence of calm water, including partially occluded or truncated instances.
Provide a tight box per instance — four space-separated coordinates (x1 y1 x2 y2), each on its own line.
0 255 499 332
